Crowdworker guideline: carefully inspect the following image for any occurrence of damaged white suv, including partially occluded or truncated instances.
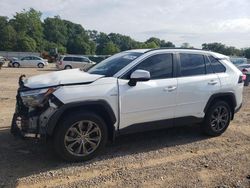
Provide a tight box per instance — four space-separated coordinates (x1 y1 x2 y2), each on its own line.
11 49 244 161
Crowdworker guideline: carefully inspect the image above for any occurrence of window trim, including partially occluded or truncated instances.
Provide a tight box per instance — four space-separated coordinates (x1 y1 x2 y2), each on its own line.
119 52 177 80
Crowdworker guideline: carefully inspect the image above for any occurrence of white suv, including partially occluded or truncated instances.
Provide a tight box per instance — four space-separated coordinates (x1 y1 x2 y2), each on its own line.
56 55 95 70
11 49 244 161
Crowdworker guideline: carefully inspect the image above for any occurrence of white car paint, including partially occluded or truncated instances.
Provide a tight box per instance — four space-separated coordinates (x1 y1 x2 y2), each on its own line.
22 49 243 131
24 68 104 88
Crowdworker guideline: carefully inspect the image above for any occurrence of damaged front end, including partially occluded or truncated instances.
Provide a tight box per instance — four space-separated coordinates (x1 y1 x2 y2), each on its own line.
11 75 63 139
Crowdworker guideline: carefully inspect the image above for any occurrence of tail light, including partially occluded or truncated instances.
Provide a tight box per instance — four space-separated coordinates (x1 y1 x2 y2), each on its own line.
238 75 246 83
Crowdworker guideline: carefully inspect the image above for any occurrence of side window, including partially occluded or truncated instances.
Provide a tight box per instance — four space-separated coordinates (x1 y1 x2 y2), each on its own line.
82 57 90 62
22 56 31 60
33 57 40 60
208 56 226 73
124 53 173 80
204 55 213 74
179 53 206 76
72 57 81 62
63 57 72 61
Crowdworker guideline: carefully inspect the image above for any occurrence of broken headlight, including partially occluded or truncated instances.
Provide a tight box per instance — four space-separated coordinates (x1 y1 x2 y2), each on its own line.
20 87 59 108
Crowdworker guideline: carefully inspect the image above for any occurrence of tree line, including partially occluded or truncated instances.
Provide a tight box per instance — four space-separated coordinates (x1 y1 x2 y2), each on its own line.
0 8 250 58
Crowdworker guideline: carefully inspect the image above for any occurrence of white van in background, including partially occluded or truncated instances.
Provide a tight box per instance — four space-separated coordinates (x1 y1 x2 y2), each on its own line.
56 55 96 70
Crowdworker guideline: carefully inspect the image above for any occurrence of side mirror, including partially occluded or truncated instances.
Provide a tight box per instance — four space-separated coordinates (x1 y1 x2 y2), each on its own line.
128 69 150 86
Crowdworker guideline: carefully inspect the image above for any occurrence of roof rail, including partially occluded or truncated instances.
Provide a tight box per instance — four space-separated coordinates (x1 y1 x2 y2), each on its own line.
144 47 205 53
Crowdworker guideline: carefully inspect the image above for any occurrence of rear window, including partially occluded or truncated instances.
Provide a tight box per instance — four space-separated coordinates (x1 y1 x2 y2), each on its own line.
208 56 226 73
179 53 206 76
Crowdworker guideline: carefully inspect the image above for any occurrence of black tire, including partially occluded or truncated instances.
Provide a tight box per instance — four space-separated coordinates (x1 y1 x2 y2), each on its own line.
64 65 72 69
37 63 44 68
53 112 108 162
13 62 20 68
202 100 231 136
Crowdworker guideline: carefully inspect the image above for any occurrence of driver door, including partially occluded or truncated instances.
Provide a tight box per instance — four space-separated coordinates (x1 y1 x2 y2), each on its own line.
118 53 177 131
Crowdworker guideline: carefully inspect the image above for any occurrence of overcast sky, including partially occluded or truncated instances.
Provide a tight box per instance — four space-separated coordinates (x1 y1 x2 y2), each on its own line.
0 0 250 48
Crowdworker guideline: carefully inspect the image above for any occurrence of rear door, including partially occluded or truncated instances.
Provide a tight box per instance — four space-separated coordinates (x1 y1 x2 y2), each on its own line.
175 53 220 119
63 56 73 68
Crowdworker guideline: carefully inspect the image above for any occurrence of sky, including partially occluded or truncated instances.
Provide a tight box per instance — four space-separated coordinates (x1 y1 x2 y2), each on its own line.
0 0 250 48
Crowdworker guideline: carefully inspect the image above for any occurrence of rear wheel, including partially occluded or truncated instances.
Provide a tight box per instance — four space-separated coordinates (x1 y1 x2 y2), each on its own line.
64 65 72 69
37 63 44 68
202 101 231 136
13 62 20 68
53 112 108 162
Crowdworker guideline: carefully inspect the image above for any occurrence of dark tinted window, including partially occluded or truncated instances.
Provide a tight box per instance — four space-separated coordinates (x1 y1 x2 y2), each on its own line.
180 53 206 76
63 57 72 61
73 57 84 62
124 53 173 79
208 56 226 73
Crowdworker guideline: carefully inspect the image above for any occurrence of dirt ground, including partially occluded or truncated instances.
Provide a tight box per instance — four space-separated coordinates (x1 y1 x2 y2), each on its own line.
0 65 249 188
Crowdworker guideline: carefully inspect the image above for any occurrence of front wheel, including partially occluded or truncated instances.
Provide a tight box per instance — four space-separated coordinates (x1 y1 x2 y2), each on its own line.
13 62 20 68
202 101 231 136
53 112 108 162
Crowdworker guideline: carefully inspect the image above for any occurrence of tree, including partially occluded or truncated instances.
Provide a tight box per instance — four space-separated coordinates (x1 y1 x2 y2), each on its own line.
202 42 244 56
145 41 159 48
146 37 161 46
160 40 175 48
43 16 68 46
244 48 250 59
103 41 120 55
0 25 17 50
16 34 36 51
10 8 43 51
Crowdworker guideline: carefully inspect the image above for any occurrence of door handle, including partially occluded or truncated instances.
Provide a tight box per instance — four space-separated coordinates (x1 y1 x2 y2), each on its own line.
164 86 177 92
208 80 218 85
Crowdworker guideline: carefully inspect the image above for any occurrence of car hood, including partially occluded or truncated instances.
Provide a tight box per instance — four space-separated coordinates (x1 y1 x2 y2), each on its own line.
23 68 104 89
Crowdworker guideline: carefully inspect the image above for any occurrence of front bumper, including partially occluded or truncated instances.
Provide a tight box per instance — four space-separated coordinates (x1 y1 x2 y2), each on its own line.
11 76 62 139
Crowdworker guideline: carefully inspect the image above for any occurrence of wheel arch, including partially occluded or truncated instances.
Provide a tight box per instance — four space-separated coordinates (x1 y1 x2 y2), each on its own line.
13 61 20 66
64 64 72 69
204 92 236 120
47 100 117 141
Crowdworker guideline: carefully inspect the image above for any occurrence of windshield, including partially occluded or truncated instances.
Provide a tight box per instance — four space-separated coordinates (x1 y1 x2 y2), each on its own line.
87 52 142 77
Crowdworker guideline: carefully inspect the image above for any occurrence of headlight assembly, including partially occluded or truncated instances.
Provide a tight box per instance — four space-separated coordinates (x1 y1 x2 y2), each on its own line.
20 87 59 108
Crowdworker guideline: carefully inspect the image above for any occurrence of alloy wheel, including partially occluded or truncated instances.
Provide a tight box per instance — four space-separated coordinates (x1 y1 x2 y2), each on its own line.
210 105 229 132
64 120 102 157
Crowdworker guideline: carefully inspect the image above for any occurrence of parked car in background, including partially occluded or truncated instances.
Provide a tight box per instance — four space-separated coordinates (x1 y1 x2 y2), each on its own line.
237 64 250 74
7 57 18 67
12 56 48 68
230 57 247 66
56 55 96 70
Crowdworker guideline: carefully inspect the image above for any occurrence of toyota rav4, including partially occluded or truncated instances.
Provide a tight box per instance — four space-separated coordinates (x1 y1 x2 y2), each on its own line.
11 48 243 161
